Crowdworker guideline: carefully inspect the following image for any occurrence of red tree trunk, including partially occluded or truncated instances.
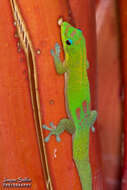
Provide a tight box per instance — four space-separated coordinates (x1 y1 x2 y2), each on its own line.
119 1 127 189
96 1 122 190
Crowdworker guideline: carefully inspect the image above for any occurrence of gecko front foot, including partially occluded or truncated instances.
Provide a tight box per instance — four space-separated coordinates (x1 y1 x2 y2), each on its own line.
42 122 61 142
50 43 60 58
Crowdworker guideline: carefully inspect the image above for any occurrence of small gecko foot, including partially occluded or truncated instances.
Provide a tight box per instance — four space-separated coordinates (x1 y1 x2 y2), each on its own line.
55 43 60 56
50 43 60 57
91 126 95 133
42 122 61 142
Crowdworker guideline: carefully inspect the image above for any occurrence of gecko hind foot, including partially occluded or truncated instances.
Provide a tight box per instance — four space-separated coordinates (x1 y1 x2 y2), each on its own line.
42 122 61 142
91 126 95 133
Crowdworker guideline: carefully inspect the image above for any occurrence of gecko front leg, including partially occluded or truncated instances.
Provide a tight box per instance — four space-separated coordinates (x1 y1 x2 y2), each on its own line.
51 43 67 74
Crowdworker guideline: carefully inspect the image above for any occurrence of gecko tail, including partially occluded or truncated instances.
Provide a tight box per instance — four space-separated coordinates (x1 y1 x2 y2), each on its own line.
75 159 92 190
73 128 92 190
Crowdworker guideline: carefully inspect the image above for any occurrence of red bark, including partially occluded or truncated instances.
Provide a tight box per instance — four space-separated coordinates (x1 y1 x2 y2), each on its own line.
97 1 122 190
119 0 127 189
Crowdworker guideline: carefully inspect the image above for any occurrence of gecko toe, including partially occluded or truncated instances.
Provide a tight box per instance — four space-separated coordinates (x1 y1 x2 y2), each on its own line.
91 126 95 133
42 125 52 131
50 49 54 56
55 43 60 55
56 135 61 142
45 136 50 142
55 42 60 48
50 122 56 129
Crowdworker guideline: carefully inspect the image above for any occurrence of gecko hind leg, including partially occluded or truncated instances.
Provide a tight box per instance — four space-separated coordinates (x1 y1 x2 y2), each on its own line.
42 119 75 142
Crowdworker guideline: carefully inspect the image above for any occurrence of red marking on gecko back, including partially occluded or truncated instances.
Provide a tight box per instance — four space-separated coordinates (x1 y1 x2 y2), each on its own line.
65 25 70 35
85 113 89 118
71 30 76 37
75 37 82 45
82 101 87 113
76 108 81 120
79 123 83 128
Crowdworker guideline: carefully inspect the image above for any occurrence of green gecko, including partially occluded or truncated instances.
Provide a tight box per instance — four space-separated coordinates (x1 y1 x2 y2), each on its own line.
42 20 97 190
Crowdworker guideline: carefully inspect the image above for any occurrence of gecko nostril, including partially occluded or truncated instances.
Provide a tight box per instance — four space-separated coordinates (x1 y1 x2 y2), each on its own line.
58 17 63 26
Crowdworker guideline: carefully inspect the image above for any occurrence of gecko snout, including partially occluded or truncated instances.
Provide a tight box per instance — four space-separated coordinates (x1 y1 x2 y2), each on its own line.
58 17 63 26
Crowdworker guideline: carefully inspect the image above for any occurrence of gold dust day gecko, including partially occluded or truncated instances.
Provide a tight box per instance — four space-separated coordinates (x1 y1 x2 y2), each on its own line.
42 19 97 190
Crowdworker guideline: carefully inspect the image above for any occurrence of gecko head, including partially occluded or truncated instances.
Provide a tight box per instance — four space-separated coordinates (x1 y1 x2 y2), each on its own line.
60 22 85 55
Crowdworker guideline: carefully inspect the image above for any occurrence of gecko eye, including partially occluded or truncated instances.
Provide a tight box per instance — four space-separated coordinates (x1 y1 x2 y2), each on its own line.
66 39 72 45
